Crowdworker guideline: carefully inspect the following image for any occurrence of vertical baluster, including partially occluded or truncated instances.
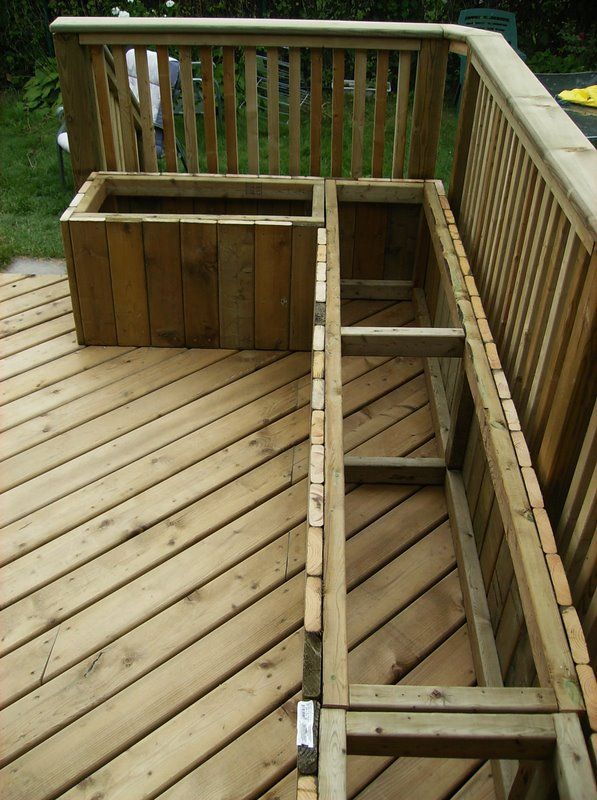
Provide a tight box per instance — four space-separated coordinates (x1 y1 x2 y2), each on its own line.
108 89 125 169
266 47 280 175
477 116 510 284
310 48 323 176
449 59 480 215
484 128 518 305
371 50 389 178
89 45 117 170
200 46 218 173
156 45 177 172
351 49 367 179
223 46 238 173
112 45 139 171
468 97 497 255
244 46 259 174
288 48 301 176
179 45 198 173
331 49 345 177
391 51 411 179
460 84 491 238
133 47 158 172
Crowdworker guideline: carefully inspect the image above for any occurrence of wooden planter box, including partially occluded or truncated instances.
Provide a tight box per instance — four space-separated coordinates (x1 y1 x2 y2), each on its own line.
61 173 325 350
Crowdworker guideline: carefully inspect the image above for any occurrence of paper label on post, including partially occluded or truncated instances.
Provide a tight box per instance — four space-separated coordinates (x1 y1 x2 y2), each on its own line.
296 700 315 748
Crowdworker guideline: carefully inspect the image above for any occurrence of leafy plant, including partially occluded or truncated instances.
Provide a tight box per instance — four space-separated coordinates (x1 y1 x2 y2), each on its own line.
23 59 61 111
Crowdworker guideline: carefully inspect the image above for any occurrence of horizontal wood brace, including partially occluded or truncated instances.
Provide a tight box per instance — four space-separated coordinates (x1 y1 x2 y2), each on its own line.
349 685 559 714
345 711 556 759
341 326 465 357
344 456 445 485
340 279 413 300
77 33 425 51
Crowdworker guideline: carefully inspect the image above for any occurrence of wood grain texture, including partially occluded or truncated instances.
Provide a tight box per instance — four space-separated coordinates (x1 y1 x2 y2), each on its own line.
200 46 219 173
181 220 219 347
218 221 254 348
106 220 150 345
69 219 117 345
223 46 238 173
143 219 184 346
290 225 317 350
409 39 449 178
255 222 292 349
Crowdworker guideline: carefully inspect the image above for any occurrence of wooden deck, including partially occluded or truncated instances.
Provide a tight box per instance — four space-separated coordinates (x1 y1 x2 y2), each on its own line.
0 275 493 799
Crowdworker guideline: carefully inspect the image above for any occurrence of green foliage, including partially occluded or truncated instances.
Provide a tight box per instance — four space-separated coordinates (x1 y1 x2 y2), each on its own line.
23 59 62 111
1 1 53 86
526 22 597 73
2 1 595 89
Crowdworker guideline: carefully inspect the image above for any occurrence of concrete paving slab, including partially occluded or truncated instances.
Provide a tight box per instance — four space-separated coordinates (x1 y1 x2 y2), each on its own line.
2 258 67 276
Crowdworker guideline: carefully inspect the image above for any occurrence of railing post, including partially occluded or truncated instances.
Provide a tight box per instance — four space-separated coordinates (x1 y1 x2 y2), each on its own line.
53 33 104 189
408 38 449 179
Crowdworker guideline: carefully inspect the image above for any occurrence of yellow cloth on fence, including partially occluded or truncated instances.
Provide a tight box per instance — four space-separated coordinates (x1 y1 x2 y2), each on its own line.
557 85 597 108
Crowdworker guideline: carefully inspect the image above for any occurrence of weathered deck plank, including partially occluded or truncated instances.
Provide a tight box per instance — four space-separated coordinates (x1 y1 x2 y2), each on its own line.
0 278 477 800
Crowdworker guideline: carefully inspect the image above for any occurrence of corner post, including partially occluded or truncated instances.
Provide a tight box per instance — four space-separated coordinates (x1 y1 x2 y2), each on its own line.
408 38 449 179
53 32 104 189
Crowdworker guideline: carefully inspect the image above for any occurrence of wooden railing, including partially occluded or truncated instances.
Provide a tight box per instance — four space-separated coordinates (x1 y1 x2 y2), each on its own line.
51 12 596 660
448 30 597 659
51 18 454 187
50 16 596 795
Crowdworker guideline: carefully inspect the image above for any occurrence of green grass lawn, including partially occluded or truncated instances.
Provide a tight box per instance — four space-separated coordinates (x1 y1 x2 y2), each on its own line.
0 94 73 265
0 89 458 266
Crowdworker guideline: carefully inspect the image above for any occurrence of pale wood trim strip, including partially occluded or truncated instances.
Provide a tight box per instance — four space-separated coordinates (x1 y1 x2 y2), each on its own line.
553 713 597 800
319 708 346 799
322 180 348 708
349 685 558 713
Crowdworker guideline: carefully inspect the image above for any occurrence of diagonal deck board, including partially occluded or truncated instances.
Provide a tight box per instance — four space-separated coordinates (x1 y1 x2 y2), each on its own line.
0 279 479 800
0 279 70 321
0 274 65 300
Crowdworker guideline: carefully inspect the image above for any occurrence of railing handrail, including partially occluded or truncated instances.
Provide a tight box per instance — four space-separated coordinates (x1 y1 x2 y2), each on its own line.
50 16 443 38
